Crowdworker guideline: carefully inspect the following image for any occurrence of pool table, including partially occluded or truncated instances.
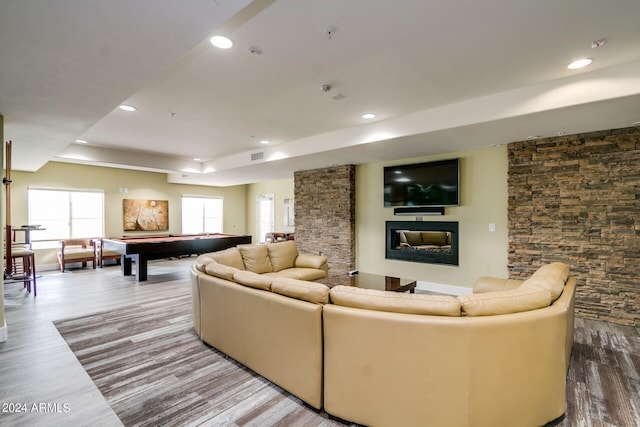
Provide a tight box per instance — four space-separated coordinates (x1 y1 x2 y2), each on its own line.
102 233 251 281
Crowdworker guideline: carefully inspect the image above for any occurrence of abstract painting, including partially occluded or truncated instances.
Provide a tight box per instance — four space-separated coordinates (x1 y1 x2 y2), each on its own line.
123 199 169 231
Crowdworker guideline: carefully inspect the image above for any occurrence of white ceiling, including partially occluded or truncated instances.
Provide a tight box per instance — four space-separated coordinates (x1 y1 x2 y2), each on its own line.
2 0 640 186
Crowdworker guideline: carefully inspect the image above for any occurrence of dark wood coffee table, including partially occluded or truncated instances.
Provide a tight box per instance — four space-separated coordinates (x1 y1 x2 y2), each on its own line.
320 272 416 293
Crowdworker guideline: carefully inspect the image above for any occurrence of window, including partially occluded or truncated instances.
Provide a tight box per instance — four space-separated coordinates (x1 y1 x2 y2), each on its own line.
182 196 223 234
28 188 104 242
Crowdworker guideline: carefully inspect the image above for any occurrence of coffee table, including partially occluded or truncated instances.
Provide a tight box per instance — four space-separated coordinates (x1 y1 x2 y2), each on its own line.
320 272 416 293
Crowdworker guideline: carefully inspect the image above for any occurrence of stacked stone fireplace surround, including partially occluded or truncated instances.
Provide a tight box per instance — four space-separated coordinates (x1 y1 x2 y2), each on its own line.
292 127 638 326
509 127 639 326
294 165 356 277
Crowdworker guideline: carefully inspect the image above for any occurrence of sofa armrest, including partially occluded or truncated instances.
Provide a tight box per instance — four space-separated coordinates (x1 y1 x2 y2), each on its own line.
473 276 523 293
295 254 328 270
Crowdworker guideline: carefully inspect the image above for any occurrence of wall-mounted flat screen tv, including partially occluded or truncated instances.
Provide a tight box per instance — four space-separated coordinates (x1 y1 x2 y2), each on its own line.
384 158 460 207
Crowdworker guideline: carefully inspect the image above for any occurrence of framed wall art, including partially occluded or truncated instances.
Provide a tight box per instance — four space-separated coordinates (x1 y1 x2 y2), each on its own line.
123 199 169 231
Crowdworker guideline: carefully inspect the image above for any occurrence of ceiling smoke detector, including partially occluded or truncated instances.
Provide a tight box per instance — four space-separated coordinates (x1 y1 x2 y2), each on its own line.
325 27 335 39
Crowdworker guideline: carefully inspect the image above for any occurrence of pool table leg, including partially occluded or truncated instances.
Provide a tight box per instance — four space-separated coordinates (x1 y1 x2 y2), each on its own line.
120 254 147 281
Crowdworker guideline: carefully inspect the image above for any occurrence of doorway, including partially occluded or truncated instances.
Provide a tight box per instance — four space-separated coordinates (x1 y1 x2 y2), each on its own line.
256 194 274 244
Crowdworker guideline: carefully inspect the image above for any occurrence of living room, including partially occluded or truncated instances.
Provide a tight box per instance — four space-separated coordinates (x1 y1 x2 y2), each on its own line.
1 1 640 426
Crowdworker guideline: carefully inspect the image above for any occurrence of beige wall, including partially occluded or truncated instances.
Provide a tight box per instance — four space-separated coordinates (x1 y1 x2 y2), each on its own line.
11 162 248 268
356 146 509 288
246 178 295 242
245 147 509 288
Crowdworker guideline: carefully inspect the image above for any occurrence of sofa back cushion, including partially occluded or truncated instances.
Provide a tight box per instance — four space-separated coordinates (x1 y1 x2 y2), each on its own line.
210 247 245 270
329 286 462 316
205 263 239 281
267 240 299 272
271 277 330 305
420 231 449 246
458 285 552 316
233 270 272 291
239 245 273 274
294 253 328 270
195 254 215 272
521 262 569 302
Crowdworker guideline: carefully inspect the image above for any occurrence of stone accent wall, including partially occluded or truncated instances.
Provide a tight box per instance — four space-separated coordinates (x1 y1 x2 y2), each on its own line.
508 127 639 326
294 165 356 276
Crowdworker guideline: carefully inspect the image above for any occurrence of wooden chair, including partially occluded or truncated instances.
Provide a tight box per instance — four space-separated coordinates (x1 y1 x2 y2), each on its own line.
95 238 121 267
57 238 96 272
5 246 37 296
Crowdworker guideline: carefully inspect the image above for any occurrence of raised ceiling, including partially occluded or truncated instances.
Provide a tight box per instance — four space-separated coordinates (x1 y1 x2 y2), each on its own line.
1 0 640 186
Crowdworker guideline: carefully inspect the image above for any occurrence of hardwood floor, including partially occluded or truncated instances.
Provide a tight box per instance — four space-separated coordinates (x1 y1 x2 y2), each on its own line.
1 258 195 426
2 259 639 426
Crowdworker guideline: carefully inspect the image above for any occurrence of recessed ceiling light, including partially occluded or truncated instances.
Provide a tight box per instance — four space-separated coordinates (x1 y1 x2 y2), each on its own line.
210 35 233 49
193 158 201 161
260 140 270 145
568 58 592 70
526 135 540 140
362 113 376 119
119 104 137 112
75 139 87 144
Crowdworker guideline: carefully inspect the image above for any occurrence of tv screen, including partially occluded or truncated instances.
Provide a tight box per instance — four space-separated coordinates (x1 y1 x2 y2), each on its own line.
384 158 460 207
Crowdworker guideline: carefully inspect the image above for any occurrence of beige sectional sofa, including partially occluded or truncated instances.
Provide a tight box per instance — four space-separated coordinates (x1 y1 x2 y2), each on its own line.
191 248 575 427
190 241 329 409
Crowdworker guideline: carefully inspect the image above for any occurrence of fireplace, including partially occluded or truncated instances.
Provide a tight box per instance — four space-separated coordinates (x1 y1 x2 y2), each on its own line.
386 221 459 266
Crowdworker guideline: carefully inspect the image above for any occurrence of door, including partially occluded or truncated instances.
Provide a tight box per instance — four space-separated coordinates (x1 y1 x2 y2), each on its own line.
256 194 274 244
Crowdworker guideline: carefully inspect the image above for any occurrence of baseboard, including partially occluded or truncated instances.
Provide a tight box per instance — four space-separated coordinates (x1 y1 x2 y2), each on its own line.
416 281 472 296
0 318 7 343
37 262 60 272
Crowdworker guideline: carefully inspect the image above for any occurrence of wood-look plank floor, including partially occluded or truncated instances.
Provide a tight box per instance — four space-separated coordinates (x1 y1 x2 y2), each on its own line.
2 258 639 426
53 295 342 426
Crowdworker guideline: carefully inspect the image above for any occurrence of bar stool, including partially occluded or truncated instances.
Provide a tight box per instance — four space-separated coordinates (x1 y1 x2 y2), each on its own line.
7 247 37 296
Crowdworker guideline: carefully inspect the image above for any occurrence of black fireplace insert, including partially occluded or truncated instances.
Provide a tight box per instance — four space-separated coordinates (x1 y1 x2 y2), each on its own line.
386 221 459 266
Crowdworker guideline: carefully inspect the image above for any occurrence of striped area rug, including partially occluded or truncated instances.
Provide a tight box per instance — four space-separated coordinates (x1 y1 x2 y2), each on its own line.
54 296 343 426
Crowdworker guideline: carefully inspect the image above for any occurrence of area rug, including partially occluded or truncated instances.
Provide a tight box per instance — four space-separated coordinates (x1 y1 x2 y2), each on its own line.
54 296 342 427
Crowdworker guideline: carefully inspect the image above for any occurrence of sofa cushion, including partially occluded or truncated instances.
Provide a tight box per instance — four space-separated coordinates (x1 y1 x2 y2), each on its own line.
267 240 299 272
264 268 327 281
205 263 239 281
271 277 330 305
521 262 569 301
458 285 552 316
294 253 328 270
210 247 245 270
195 254 216 272
239 245 273 274
329 286 462 316
233 270 272 291
420 231 448 246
